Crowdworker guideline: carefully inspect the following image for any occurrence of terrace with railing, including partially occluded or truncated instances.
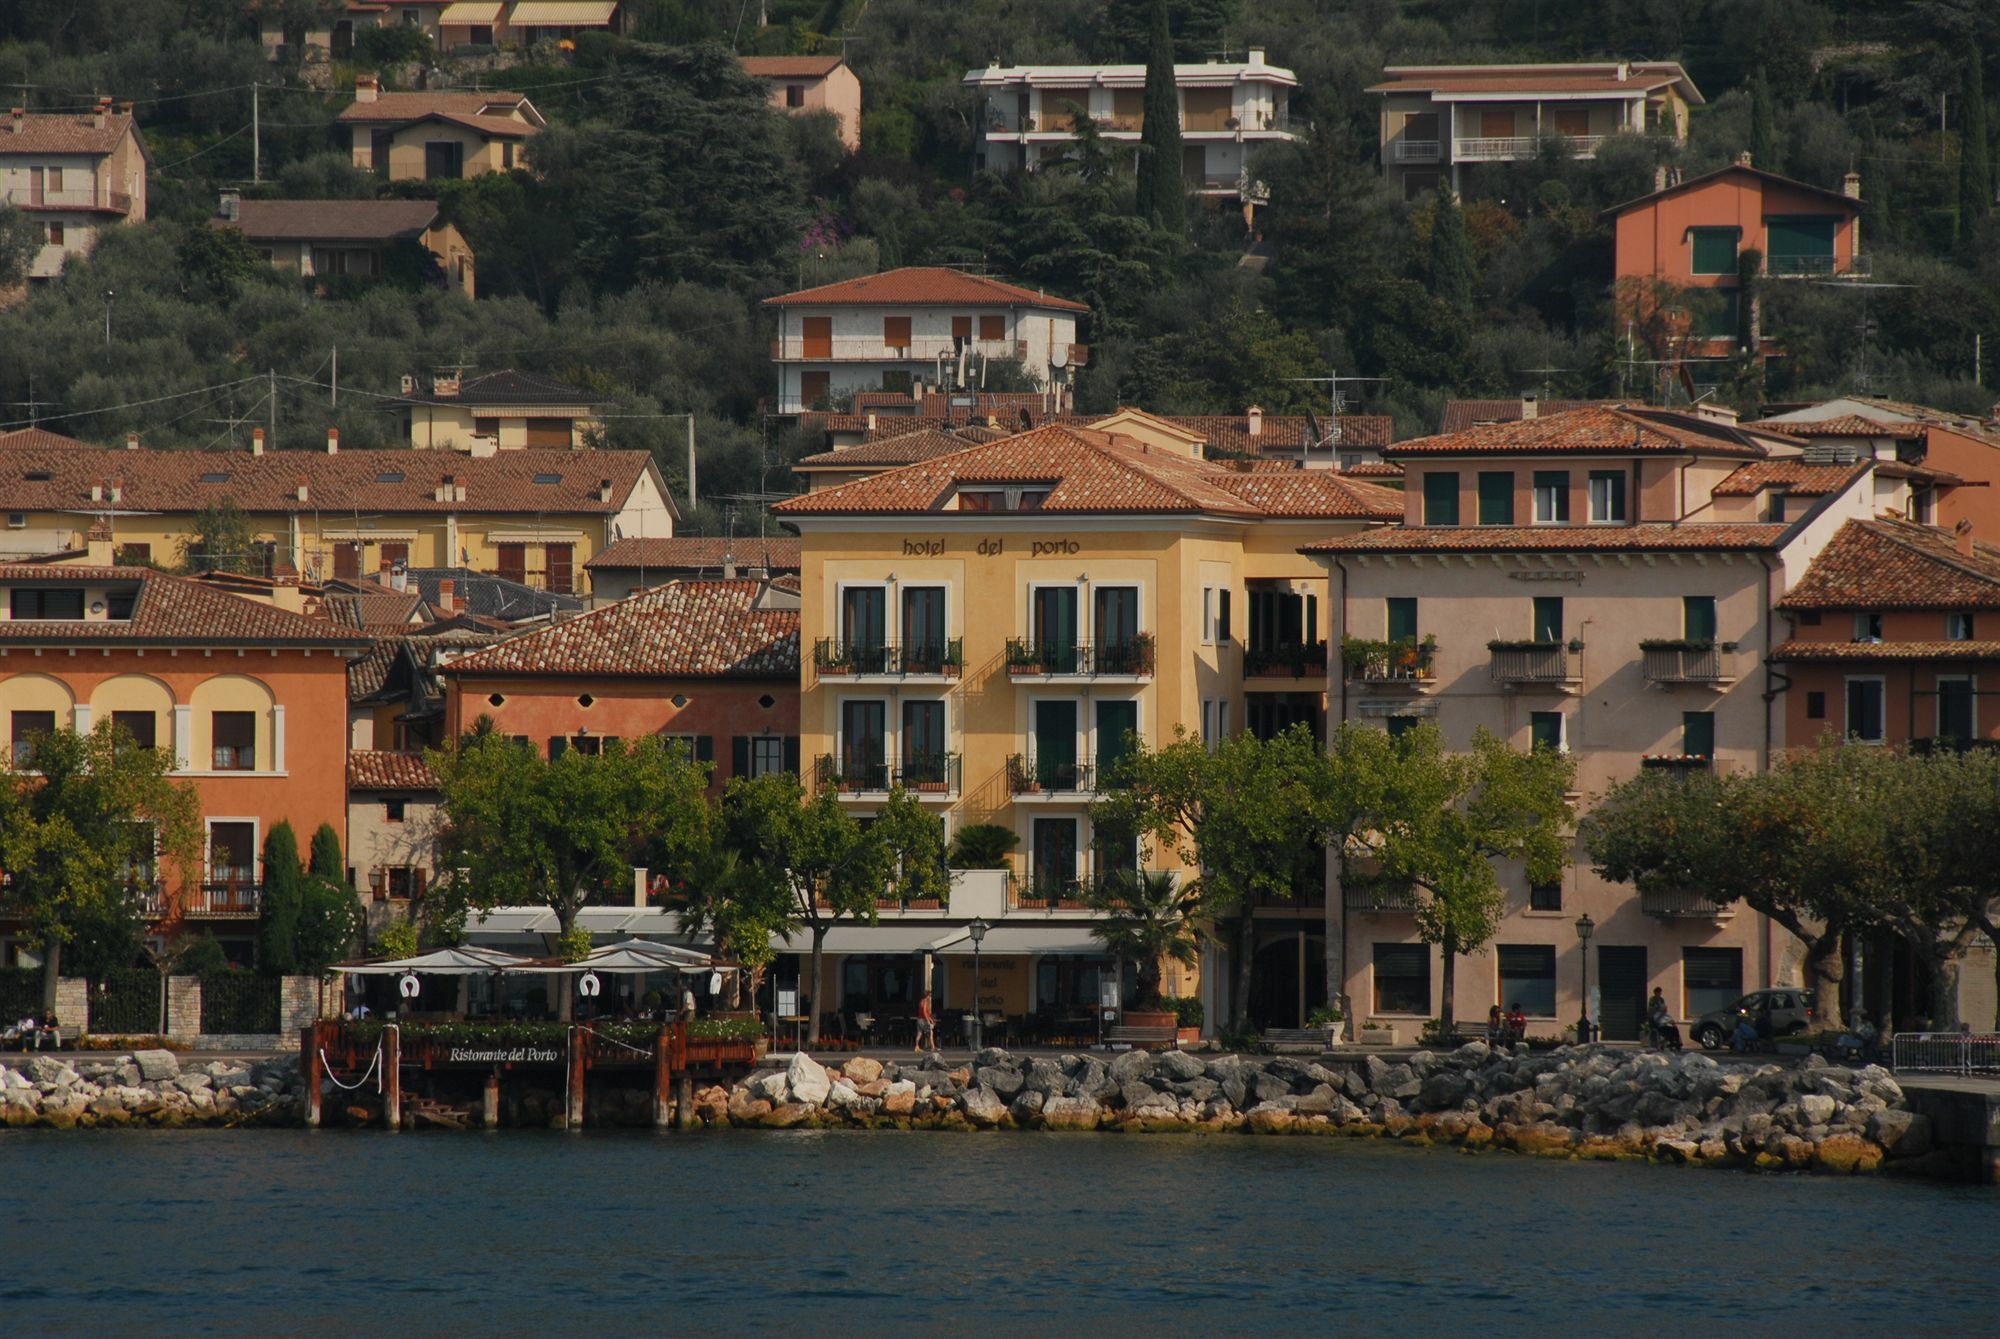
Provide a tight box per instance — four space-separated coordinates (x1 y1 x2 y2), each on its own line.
1340 637 1436 686
1006 753 1096 796
1245 640 1330 679
1488 641 1572 685
812 638 964 678
1640 640 1724 684
186 879 262 918
1005 634 1155 678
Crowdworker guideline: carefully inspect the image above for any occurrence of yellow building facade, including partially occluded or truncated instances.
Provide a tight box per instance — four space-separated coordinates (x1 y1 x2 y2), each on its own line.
776 424 1401 1028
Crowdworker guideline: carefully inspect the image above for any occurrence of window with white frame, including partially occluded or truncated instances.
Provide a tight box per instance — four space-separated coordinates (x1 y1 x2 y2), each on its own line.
1587 470 1627 523
1845 677 1885 743
1947 612 1975 642
1852 612 1883 642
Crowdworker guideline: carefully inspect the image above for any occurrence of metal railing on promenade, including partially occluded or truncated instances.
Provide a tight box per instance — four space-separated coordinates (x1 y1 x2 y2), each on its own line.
1891 1031 2000 1075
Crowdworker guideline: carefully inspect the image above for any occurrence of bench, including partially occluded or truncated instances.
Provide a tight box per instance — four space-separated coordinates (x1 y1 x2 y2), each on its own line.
1106 1022 1179 1051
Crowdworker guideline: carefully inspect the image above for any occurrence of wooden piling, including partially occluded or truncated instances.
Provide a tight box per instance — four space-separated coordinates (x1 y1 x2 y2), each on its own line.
566 1024 586 1131
301 1025 322 1128
675 1072 695 1132
383 1023 401 1132
484 1069 501 1129
653 1030 673 1131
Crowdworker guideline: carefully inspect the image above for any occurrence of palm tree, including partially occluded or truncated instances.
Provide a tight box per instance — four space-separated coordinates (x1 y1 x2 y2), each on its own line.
1085 869 1204 1010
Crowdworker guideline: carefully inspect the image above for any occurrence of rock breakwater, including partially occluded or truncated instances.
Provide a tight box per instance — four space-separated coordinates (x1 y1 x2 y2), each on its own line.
702 1043 1939 1175
0 1051 304 1128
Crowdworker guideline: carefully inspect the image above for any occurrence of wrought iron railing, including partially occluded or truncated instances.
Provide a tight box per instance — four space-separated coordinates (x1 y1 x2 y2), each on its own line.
188 879 262 917
1006 753 1095 795
1641 643 1722 683
1891 1031 2000 1074
895 752 961 794
1005 634 1155 677
1640 888 1733 918
1488 643 1570 683
814 754 890 793
1342 877 1421 912
1245 640 1330 678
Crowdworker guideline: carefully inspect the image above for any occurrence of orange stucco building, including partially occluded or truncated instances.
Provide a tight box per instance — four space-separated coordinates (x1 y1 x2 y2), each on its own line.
0 565 366 963
437 578 801 789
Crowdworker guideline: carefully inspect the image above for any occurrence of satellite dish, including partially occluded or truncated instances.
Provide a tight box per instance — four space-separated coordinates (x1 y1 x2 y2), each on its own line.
1051 344 1070 369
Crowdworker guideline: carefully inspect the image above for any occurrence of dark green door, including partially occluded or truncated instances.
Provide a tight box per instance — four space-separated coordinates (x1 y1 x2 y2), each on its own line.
1031 818 1079 901
1096 699 1138 782
1034 586 1079 672
1597 946 1648 1041
1034 699 1078 788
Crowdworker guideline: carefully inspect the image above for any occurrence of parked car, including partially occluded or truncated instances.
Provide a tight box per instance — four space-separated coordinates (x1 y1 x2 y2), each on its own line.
1692 988 1814 1049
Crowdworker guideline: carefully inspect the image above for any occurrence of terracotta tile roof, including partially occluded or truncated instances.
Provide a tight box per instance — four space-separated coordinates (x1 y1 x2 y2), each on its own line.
0 445 653 517
796 428 980 470
1368 62 1701 101
324 589 427 631
336 91 534 123
740 56 845 78
1777 518 2000 611
226 200 441 242
1201 469 1404 520
1770 639 2000 661
348 749 440 791
584 536 801 573
396 369 605 406
1341 460 1405 478
347 638 403 698
776 424 1394 520
1712 460 1867 497
1759 414 1924 441
1605 163 1863 219
1439 399 1625 434
437 579 799 678
763 266 1089 313
0 110 139 157
0 427 95 450
1384 406 1770 459
0 565 371 647
1303 523 1789 555
1165 414 1394 454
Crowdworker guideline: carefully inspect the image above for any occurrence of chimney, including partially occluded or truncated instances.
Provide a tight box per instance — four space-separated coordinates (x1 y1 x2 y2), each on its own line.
1521 393 1539 420
124 431 139 450
1245 404 1264 438
1247 46 1266 68
108 478 122 504
865 412 876 430
8 108 23 134
325 427 340 454
597 477 614 503
89 482 103 503
354 74 380 104
1616 61 1630 81
251 427 265 456
722 556 738 579
1735 150 1753 168
400 373 415 395
117 100 133 117
295 477 309 503
433 373 460 398
219 190 240 222
438 579 456 615
91 97 109 130
1843 170 1862 200
632 866 649 909
1957 517 1976 558
379 557 393 583
391 565 408 593
1654 163 1670 192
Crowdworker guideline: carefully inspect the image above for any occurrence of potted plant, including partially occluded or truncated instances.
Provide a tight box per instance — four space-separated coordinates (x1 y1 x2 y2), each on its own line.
1165 994 1204 1044
1307 1005 1346 1045
1358 1019 1393 1045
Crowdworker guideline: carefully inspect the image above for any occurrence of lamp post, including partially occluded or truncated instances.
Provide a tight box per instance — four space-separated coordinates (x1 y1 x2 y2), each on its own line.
967 918 987 1051
1575 912 1596 1045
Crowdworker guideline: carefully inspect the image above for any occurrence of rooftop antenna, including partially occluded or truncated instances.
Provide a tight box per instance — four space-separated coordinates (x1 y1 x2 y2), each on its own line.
10 373 56 428
1804 276 1913 397
1287 371 1386 456
1521 367 1572 401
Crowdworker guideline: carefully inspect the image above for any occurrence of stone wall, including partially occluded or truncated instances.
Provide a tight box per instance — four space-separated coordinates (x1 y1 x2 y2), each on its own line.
0 1051 304 1128
279 977 319 1038
166 976 201 1044
54 978 88 1034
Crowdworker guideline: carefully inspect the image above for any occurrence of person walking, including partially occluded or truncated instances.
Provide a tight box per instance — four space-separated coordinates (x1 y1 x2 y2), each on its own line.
914 991 936 1053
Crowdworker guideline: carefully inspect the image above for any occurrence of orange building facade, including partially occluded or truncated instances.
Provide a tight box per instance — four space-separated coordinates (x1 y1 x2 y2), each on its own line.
0 566 366 963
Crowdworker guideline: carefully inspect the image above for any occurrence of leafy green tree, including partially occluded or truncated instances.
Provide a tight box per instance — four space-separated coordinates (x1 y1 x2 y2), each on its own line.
257 821 304 975
355 22 432 66
429 731 713 949
296 824 363 973
308 823 344 882
1960 48 1992 246
1085 869 1204 1009
1428 185 1475 315
0 205 39 290
0 723 201 1009
720 775 945 1044
1135 0 1187 233
177 223 264 303
180 500 258 575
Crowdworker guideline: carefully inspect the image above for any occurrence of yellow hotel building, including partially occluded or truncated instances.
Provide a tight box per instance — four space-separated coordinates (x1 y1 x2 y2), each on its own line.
773 422 1401 1029
0 434 674 596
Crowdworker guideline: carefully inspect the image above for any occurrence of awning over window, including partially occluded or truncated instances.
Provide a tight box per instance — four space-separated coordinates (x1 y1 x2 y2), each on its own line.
931 926 1109 956
507 0 618 24
439 2 503 22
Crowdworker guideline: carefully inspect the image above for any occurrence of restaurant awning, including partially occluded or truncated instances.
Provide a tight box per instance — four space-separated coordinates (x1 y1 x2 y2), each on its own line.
332 946 537 975
930 926 1109 956
769 925 963 955
438 1 502 22
507 0 618 24
511 940 727 975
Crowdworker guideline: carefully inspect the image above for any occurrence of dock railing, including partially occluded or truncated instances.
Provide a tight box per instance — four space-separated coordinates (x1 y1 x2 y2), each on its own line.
1891 1031 2000 1075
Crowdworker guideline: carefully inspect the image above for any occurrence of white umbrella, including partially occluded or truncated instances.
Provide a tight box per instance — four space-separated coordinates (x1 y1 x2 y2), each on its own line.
331 946 540 975
510 939 730 974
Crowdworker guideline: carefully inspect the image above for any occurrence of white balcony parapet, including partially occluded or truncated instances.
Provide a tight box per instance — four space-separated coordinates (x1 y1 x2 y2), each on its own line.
1453 134 1603 162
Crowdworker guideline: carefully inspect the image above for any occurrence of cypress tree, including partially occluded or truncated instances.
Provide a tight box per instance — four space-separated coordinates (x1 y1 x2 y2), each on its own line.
1135 0 1186 233
308 822 345 882
1748 66 1779 172
1429 185 1474 315
1959 48 1991 242
257 821 304 975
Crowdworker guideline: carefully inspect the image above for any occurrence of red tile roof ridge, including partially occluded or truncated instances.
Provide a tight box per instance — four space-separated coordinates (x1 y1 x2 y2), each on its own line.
435 577 799 678
1384 405 1769 458
348 749 441 791
1303 522 1789 554
0 564 372 645
763 266 1089 313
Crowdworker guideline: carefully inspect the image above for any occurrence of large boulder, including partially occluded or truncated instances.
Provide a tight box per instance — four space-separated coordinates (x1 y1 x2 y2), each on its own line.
1010 1090 1046 1124
1023 1058 1067 1098
1156 1050 1205 1082
1415 1072 1470 1111
748 1070 789 1104
1866 1107 1931 1158
1109 1049 1156 1083
881 1081 918 1117
25 1057 75 1088
1040 1095 1102 1131
960 1085 1007 1128
1797 1093 1837 1127
980 1066 1025 1100
841 1056 884 1085
824 1080 863 1109
786 1053 832 1106
974 1047 1014 1069
1250 1070 1293 1105
132 1049 179 1082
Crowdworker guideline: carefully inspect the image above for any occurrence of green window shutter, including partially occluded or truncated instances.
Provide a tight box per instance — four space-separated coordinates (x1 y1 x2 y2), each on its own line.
1217 590 1232 642
1683 711 1715 758
783 737 801 774
1532 596 1563 643
731 736 750 777
1477 471 1515 525
1689 227 1738 275
695 735 715 763
1423 471 1459 526
547 736 567 759
1530 711 1564 752
1765 217 1835 268
1387 597 1418 644
1683 595 1717 642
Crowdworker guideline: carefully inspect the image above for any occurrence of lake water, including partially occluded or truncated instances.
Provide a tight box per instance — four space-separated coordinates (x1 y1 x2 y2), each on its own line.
2 1129 1995 1335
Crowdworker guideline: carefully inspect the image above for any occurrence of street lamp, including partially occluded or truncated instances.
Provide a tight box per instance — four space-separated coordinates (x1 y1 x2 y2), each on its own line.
1575 911 1596 1045
967 918 988 1051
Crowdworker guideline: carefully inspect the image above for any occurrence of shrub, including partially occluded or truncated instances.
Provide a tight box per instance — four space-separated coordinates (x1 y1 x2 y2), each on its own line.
1160 994 1203 1028
948 823 1019 869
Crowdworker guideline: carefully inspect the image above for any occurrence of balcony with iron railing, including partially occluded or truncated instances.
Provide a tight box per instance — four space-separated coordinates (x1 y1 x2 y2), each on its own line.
813 638 963 679
1342 875 1421 913
1766 253 1868 279
1640 754 1713 774
1245 640 1330 679
1008 869 1154 911
814 753 960 796
1006 753 1096 797
1640 640 1725 685
1453 133 1603 161
1 186 135 215
894 751 962 797
187 877 262 918
771 335 1027 363
1488 641 1573 685
1640 888 1735 919
1005 634 1155 679
1392 137 1442 162
1339 637 1436 687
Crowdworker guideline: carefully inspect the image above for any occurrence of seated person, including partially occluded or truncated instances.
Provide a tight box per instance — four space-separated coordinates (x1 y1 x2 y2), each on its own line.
1731 1012 1760 1053
1837 1011 1878 1061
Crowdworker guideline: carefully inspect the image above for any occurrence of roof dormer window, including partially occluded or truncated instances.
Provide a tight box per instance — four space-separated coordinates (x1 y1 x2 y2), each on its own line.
376 470 406 484
534 472 562 485
200 472 231 484
958 485 1051 512
22 470 52 482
